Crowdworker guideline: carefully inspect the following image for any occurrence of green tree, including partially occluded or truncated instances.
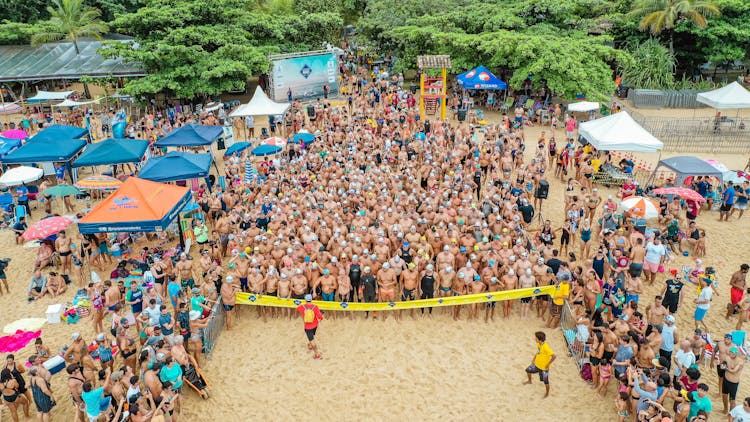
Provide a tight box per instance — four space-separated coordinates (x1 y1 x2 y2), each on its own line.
619 38 676 88
30 0 108 54
631 0 720 54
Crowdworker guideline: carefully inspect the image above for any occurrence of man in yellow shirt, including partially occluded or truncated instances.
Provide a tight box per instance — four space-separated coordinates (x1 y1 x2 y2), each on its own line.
546 277 570 328
525 331 556 398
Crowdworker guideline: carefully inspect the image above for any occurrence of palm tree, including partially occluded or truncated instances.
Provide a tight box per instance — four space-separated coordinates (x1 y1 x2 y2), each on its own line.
630 0 720 54
31 0 108 54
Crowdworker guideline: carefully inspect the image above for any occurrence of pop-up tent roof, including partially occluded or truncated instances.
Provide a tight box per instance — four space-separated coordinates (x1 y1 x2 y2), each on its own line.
578 111 663 152
73 138 148 168
25 90 75 103
229 86 291 117
78 177 191 233
2 131 87 163
0 137 23 158
696 82 750 109
29 124 89 143
154 124 223 147
55 98 102 108
456 66 507 90
653 156 725 185
138 152 212 182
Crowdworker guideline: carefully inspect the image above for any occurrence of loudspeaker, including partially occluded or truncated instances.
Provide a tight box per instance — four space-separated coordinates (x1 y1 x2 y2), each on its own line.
534 180 549 199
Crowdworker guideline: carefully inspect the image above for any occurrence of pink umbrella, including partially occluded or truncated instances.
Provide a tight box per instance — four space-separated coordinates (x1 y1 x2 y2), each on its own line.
21 216 73 241
0 129 27 140
704 159 728 172
262 137 287 147
652 187 705 203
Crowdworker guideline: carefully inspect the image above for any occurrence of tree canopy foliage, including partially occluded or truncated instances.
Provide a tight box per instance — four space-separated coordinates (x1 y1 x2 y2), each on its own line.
0 0 747 97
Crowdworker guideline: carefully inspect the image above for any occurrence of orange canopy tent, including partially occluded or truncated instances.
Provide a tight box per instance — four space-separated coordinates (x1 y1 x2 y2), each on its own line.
78 177 191 233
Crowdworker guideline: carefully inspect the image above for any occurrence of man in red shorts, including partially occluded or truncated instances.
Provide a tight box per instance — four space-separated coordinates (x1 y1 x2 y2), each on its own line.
296 294 324 359
726 264 749 319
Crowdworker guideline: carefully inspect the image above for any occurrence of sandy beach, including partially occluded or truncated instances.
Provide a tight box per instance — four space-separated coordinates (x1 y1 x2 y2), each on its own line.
0 106 749 422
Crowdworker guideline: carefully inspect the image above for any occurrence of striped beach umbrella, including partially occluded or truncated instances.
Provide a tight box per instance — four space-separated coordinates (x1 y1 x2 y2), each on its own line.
75 175 123 190
262 137 287 147
244 159 258 184
621 196 660 219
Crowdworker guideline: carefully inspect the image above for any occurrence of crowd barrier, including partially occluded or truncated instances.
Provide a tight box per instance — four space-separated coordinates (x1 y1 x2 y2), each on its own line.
202 295 226 358
559 301 586 370
235 285 557 311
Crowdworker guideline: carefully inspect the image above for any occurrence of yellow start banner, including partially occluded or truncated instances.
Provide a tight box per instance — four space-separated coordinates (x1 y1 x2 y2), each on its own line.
235 285 557 312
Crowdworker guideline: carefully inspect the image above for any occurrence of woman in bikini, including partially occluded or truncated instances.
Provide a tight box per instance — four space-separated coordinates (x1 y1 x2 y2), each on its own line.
34 338 51 364
1 368 30 422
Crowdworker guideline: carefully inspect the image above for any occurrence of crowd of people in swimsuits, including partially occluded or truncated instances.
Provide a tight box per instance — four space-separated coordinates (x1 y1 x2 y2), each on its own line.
3 48 750 421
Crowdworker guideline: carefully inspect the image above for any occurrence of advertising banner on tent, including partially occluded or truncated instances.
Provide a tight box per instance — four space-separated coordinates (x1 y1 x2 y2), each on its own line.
269 52 339 102
222 125 234 147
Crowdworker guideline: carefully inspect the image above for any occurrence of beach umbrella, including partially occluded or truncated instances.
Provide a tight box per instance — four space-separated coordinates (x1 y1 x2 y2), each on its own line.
567 101 600 112
704 159 728 173
22 216 73 241
223 142 252 157
621 196 660 219
43 184 83 197
262 137 287 147
0 129 27 140
722 170 750 185
75 175 122 191
251 145 281 157
652 187 705 203
244 160 258 184
291 133 315 144
0 166 43 186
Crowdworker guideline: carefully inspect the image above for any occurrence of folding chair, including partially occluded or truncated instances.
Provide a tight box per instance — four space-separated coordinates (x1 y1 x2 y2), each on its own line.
0 193 13 213
14 205 26 223
500 97 514 113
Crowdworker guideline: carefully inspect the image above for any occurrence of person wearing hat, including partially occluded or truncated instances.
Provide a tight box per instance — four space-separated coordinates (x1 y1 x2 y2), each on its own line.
296 294 324 359
659 315 679 370
64 333 87 365
693 276 713 332
95 333 114 372
721 345 746 413
220 276 241 330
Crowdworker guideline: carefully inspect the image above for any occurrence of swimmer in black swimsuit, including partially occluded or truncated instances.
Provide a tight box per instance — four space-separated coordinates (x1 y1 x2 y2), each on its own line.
420 267 436 315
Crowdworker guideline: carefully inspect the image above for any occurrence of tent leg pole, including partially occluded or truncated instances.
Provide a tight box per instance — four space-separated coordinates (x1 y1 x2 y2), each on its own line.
177 214 186 250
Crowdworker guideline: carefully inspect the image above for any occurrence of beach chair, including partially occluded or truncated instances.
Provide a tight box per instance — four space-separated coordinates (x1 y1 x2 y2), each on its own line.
500 97 514 113
525 99 535 110
0 193 13 213
14 205 26 223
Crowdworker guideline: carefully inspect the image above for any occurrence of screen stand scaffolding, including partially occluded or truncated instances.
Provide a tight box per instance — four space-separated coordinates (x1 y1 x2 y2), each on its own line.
417 55 451 122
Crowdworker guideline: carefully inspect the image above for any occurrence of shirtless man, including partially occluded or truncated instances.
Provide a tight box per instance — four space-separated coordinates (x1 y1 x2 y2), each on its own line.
247 268 266 321
646 295 668 332
317 269 337 320
452 270 467 321
175 253 197 290
290 269 308 301
278 274 292 319
485 276 502 322
377 262 398 321
629 238 646 279
55 230 73 277
436 245 455 271
400 263 419 319
45 272 67 297
104 280 122 315
518 268 537 318
64 333 87 365
467 274 486 320
502 269 518 318
220 276 240 329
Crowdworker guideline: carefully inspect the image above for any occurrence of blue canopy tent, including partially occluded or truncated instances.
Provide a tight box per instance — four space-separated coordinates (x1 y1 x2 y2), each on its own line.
291 133 315 144
154 124 223 147
139 152 213 184
29 124 89 143
0 136 22 159
72 138 148 168
251 145 281 156
456 66 507 90
223 142 252 157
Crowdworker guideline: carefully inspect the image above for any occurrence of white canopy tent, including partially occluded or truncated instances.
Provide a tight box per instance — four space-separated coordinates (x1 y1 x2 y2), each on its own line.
54 98 102 107
567 101 600 112
578 111 663 152
696 82 750 109
229 86 291 117
26 90 75 103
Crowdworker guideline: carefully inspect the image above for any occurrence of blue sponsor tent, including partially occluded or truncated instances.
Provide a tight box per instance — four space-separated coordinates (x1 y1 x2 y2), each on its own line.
0 136 22 158
139 152 212 183
154 124 223 147
73 138 148 167
29 124 89 142
456 66 507 90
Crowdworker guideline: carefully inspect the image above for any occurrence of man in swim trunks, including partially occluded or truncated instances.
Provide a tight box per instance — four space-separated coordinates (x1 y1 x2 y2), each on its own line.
55 230 73 277
175 253 197 290
104 280 121 314
220 276 240 330
377 262 397 321
317 269 338 319
400 263 419 319
727 264 749 319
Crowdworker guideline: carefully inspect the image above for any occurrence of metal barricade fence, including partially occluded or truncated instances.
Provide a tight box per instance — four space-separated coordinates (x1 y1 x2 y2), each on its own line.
559 301 586 370
202 295 226 358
